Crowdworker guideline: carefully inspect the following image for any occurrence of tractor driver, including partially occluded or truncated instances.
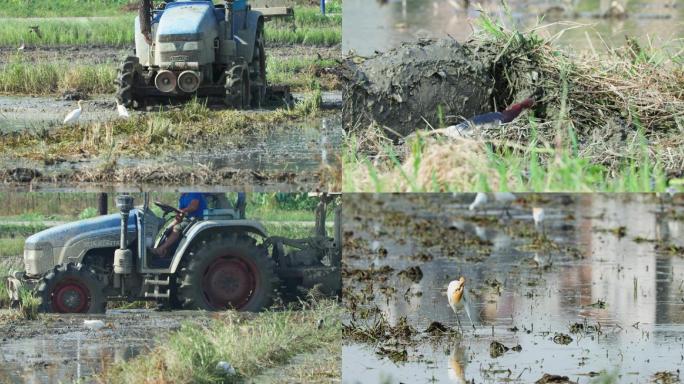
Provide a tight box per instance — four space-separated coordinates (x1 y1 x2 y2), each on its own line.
150 192 207 258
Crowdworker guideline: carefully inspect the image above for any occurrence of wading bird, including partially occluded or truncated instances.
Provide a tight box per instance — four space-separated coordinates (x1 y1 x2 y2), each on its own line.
17 41 25 51
532 207 545 234
447 277 475 331
116 101 129 119
469 192 517 217
441 98 535 138
468 192 487 211
63 100 83 125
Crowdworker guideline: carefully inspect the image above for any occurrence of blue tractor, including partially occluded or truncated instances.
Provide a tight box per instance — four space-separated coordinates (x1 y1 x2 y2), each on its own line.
116 0 268 109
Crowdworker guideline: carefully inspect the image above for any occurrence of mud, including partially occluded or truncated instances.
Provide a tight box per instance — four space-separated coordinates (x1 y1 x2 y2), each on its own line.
342 193 684 383
0 310 214 383
342 38 539 139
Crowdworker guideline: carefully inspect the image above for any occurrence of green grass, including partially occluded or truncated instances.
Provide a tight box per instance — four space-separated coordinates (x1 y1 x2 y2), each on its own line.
0 265 10 308
0 58 116 95
0 223 49 237
19 288 40 320
0 0 134 17
99 299 341 383
0 238 26 258
0 6 340 47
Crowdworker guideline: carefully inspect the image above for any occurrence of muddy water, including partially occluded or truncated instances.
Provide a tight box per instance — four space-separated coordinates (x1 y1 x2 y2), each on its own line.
342 194 684 383
0 310 212 383
343 0 684 56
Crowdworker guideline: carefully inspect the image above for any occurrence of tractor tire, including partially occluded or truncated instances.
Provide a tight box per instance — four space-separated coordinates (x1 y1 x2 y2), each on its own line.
116 55 140 108
36 263 106 314
250 22 267 108
177 236 278 311
224 67 250 110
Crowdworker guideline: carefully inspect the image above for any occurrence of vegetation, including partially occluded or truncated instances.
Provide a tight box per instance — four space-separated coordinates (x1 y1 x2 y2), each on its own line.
99 299 341 383
345 15 684 192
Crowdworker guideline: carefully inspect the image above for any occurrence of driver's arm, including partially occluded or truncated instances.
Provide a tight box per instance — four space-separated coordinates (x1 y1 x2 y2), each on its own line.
180 199 200 216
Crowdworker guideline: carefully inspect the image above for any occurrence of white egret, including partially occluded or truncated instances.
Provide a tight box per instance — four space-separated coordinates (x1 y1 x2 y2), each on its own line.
63 100 83 125
447 277 475 331
17 41 25 51
468 192 487 211
116 101 129 119
532 207 545 235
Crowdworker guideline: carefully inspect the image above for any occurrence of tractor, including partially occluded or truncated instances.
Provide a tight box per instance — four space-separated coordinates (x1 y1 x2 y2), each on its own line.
6 193 341 313
116 0 289 109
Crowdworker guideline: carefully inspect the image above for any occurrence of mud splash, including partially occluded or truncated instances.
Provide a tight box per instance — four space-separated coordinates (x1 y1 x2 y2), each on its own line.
342 193 684 383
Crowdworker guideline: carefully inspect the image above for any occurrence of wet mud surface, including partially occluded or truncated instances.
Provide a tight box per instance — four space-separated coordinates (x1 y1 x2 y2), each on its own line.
342 193 684 383
0 309 214 383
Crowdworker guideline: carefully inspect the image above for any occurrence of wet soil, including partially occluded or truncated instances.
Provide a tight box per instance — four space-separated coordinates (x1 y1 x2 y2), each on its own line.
0 309 214 383
342 193 684 383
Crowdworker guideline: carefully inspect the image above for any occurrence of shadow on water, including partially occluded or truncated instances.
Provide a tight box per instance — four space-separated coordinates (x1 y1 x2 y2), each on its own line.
343 0 684 56
342 194 684 383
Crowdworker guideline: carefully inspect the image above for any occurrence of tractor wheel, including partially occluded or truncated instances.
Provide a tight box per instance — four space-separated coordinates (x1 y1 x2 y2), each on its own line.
224 66 250 110
177 236 278 311
249 22 267 108
116 55 140 108
36 263 106 314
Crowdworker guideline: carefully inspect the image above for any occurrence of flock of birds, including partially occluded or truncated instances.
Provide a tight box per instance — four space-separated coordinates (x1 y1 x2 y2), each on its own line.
16 25 130 126
448 192 546 331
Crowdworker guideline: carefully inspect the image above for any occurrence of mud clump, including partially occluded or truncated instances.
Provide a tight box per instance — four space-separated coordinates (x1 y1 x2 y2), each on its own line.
342 37 540 140
553 332 573 345
397 266 423 283
489 341 509 358
535 374 578 384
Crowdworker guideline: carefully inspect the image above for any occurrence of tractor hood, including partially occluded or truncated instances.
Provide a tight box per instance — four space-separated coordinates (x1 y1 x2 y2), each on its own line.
23 210 138 276
156 1 218 42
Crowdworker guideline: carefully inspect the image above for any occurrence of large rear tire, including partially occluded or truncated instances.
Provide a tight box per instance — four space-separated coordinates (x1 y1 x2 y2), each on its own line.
177 236 278 311
36 263 106 314
224 66 250 110
116 55 140 108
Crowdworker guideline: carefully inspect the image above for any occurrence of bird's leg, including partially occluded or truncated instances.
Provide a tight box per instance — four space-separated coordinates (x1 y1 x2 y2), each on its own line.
456 313 463 333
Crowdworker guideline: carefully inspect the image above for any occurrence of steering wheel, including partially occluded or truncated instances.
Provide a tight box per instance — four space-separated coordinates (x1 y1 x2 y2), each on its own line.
154 201 182 216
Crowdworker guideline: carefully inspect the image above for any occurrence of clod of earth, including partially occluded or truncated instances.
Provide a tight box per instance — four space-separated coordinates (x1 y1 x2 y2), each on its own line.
397 266 423 283
425 321 452 336
553 332 573 345
652 370 681 384
535 374 578 384
489 341 510 358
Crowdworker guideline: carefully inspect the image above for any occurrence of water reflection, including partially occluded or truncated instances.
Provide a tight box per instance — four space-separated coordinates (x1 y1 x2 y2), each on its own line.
342 194 684 383
343 0 684 56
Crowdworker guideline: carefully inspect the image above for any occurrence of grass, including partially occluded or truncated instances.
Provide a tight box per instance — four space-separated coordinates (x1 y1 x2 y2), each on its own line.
18 287 39 320
98 298 341 384
0 265 10 308
0 95 323 163
345 14 684 192
0 223 49 237
0 0 135 17
0 238 26 258
0 5 341 47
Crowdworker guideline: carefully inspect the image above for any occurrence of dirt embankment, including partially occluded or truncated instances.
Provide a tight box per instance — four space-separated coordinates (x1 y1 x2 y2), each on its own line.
342 38 541 140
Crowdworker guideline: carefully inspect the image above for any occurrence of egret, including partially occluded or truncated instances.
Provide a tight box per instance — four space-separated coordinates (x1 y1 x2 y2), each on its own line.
63 100 83 125
17 41 25 51
116 101 129 119
532 207 545 234
468 192 487 211
447 277 475 331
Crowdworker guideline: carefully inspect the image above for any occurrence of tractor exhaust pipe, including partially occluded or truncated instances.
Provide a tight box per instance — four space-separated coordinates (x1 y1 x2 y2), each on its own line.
114 195 134 277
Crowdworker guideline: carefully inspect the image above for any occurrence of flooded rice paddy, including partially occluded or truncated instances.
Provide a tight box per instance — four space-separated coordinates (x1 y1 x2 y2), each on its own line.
0 309 213 383
342 193 684 383
343 0 683 56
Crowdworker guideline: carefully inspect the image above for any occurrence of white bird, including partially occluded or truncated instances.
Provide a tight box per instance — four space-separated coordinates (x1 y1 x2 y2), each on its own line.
116 101 129 119
83 319 105 330
447 277 475 331
468 192 487 211
532 207 545 234
17 42 25 51
63 100 83 125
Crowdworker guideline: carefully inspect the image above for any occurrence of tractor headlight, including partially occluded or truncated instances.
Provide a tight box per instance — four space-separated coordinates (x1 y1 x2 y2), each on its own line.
24 246 52 275
182 41 199 51
158 42 177 53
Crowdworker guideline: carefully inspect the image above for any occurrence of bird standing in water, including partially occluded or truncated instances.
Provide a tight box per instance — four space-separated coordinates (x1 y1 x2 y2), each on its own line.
441 98 536 138
116 101 129 119
63 100 83 125
447 277 475 331
532 207 545 235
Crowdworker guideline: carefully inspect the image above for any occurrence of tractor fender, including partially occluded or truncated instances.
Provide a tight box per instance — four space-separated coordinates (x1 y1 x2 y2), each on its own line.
169 220 269 273
236 10 263 63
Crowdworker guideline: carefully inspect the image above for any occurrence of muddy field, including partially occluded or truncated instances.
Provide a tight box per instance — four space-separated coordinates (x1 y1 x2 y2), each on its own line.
342 193 684 383
0 309 214 383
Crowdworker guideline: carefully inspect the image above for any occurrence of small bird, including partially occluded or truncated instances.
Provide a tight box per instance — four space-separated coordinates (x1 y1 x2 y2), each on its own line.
317 318 324 330
83 319 105 330
447 277 475 331
441 98 535 138
116 101 129 119
63 100 84 125
17 42 25 51
469 192 487 211
532 207 545 234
